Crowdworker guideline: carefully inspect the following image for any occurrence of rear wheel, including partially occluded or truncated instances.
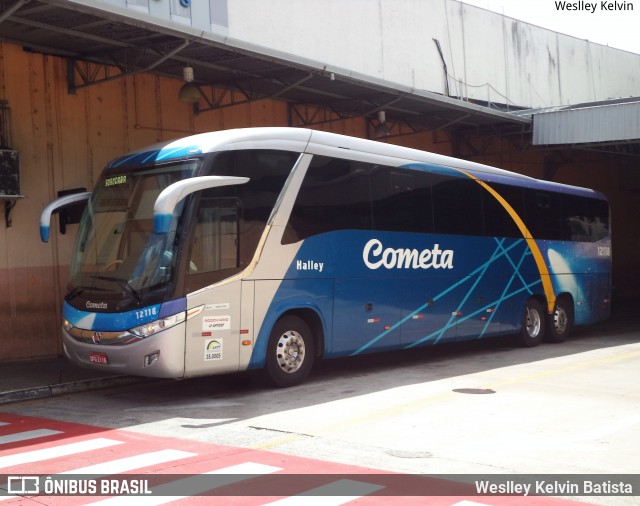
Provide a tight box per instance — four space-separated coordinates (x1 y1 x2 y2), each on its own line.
546 296 574 343
264 315 315 388
517 298 545 347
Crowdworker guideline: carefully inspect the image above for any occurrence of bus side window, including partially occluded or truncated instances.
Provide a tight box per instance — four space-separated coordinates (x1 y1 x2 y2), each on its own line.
283 156 373 243
483 183 524 238
370 168 434 234
525 190 563 241
562 194 590 242
588 198 610 242
432 175 483 236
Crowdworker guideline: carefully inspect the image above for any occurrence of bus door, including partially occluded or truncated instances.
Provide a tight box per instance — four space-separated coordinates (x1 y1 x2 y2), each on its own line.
182 199 244 377
183 282 243 377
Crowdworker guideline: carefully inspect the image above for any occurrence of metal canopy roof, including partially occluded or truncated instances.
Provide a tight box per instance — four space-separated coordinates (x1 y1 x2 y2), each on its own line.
526 98 640 158
532 99 640 144
0 0 530 133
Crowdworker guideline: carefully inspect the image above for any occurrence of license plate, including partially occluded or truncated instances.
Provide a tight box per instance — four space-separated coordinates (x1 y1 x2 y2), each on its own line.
89 352 109 365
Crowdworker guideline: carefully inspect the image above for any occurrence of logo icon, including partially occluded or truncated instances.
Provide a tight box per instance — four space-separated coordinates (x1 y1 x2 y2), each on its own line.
204 339 223 361
92 332 102 344
7 476 39 495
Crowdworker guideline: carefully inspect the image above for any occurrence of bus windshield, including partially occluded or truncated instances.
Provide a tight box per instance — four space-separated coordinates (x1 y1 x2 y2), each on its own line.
69 161 200 307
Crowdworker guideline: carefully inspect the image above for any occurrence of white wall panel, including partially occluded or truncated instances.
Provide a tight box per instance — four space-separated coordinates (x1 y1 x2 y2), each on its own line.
223 0 640 108
87 0 640 108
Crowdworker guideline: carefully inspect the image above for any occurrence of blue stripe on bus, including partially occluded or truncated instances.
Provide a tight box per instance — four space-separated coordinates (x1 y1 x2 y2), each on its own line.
345 237 539 354
249 230 611 366
63 298 186 331
159 297 187 318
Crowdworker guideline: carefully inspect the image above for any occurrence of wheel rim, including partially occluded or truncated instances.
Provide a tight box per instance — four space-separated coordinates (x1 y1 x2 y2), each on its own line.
525 307 542 337
276 330 306 374
553 306 568 335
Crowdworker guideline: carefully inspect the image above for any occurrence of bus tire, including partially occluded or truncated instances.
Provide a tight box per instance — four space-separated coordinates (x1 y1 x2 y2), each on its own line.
518 298 545 347
546 296 574 343
265 315 315 388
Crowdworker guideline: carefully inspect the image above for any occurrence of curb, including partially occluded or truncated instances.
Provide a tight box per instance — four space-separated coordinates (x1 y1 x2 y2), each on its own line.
0 376 147 406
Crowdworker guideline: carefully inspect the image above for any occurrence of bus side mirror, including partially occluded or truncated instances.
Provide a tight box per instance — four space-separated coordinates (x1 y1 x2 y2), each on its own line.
153 176 249 234
57 187 87 235
40 191 91 242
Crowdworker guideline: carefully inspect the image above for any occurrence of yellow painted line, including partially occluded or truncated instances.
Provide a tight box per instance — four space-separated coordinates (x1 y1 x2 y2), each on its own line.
254 433 301 450
252 346 640 450
486 347 640 391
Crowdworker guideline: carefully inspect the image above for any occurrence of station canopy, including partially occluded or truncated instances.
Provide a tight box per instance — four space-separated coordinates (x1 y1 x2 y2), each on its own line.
0 0 531 133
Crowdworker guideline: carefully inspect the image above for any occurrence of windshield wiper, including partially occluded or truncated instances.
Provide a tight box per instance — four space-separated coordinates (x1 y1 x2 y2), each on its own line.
67 286 85 299
67 284 110 299
90 275 142 303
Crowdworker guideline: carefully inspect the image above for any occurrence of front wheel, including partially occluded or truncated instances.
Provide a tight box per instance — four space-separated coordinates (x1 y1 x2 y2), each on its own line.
546 296 574 343
517 298 545 347
264 315 315 388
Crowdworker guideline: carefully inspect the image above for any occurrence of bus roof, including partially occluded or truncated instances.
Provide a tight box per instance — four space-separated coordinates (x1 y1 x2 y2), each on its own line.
105 127 606 200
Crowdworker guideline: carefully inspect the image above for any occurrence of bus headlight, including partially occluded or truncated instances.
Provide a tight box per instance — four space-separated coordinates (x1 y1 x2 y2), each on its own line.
62 319 74 332
130 312 186 338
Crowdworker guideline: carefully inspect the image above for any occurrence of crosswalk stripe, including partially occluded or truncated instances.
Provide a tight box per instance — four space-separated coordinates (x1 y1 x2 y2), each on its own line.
89 462 284 505
60 449 198 475
0 429 62 445
0 438 124 469
262 479 386 505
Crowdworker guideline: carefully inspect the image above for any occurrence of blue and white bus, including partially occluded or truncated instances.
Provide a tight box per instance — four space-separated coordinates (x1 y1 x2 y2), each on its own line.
41 128 611 387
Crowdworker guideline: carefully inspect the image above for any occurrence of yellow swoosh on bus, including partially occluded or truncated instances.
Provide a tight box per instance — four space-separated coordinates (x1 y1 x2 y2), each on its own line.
454 168 556 314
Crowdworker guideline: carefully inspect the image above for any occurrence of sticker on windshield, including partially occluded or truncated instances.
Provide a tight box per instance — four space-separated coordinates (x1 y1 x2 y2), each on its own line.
204 339 223 361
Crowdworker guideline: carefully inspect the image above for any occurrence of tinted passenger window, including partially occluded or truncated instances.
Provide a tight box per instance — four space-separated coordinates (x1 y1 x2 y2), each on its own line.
284 158 439 243
562 194 590 241
483 194 521 238
283 155 609 245
525 191 563 241
485 183 526 238
432 176 483 236
587 198 610 241
283 156 373 243
205 150 299 225
370 168 434 234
